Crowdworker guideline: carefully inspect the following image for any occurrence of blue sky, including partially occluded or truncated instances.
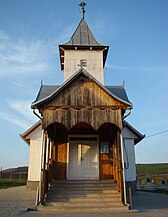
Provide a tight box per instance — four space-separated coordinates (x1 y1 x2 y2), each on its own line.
0 0 167 169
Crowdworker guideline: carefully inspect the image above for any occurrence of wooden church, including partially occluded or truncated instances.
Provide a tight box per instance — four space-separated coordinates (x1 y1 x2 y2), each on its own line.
21 2 144 211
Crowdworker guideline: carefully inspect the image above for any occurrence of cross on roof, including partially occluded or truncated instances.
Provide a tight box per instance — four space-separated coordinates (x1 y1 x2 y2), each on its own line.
79 2 87 18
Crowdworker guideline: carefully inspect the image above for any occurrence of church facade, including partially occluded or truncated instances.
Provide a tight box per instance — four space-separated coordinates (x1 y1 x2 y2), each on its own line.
21 7 144 207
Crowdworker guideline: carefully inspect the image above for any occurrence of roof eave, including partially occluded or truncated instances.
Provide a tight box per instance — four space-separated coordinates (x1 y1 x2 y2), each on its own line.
20 134 30 146
123 120 145 145
59 45 109 71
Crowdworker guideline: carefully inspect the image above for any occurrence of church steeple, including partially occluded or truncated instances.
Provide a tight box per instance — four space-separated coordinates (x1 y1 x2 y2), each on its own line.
64 18 105 47
59 3 109 84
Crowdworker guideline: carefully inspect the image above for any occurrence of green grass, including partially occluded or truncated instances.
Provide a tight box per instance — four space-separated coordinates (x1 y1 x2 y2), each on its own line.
0 178 26 189
136 163 168 184
136 163 168 174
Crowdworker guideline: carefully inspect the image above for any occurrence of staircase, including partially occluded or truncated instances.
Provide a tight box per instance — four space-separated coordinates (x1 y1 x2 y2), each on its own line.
39 179 129 213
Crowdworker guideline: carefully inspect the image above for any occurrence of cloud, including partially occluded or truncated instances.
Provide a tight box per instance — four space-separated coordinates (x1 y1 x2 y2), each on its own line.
0 31 50 77
0 110 31 130
0 24 76 78
106 64 168 73
7 99 36 122
0 99 40 130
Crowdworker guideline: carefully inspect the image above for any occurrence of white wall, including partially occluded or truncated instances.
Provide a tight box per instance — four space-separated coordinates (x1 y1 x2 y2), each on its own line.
123 138 136 181
27 126 42 182
122 127 137 182
64 50 104 84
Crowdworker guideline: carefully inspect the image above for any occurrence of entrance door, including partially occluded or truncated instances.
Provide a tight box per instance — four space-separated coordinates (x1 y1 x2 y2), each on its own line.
67 137 99 180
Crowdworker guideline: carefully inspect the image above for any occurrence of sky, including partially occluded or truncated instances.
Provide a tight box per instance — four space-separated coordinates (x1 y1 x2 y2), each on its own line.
0 0 167 169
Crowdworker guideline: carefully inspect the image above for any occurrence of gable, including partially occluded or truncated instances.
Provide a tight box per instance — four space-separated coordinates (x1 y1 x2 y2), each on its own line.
20 121 42 145
31 68 132 109
122 121 145 145
38 74 129 110
122 127 139 140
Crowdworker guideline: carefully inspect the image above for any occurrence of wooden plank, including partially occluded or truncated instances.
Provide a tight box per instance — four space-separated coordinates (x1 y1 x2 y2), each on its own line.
54 143 67 180
39 78 128 109
42 108 123 130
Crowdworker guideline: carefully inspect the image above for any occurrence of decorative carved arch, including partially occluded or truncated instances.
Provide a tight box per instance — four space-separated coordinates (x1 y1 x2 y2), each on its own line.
42 108 122 130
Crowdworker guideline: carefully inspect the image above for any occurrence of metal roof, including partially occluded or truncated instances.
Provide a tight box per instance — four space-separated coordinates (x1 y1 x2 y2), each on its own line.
106 86 131 104
32 68 132 108
35 85 60 102
64 18 105 46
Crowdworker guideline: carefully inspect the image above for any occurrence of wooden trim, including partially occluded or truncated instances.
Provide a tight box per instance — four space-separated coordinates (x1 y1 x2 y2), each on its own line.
42 108 123 130
44 105 122 110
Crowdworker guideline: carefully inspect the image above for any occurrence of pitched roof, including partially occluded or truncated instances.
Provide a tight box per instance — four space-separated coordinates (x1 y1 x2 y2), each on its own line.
64 18 105 46
32 68 132 108
123 120 145 144
20 120 42 145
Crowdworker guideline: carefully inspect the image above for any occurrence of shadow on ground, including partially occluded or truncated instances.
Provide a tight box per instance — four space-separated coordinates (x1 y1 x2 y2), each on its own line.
133 191 168 211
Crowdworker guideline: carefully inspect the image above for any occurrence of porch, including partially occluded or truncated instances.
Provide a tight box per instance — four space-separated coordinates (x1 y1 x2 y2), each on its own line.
38 121 125 207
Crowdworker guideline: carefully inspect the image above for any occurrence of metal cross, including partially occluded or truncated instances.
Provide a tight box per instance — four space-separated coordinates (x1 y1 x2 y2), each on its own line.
79 2 87 18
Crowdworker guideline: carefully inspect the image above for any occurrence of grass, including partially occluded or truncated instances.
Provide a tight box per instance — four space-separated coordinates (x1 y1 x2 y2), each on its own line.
136 163 168 174
0 178 26 189
136 163 168 184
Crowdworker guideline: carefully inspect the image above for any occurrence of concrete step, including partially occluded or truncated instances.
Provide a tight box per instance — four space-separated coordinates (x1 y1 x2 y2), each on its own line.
48 188 118 196
39 179 128 213
47 192 120 200
50 187 118 194
45 201 124 208
52 179 115 184
47 196 121 203
50 184 117 190
39 206 129 213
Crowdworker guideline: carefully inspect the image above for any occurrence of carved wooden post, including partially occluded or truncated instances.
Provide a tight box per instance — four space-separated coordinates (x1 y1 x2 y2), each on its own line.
47 138 52 187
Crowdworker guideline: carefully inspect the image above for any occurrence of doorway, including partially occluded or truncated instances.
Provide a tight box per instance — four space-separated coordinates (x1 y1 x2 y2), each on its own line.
67 136 99 180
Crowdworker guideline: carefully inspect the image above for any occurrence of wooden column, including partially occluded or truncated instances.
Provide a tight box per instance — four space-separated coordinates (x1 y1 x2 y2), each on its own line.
48 138 53 186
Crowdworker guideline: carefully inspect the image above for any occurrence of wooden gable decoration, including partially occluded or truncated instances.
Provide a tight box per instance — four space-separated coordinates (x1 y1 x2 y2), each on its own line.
37 71 130 130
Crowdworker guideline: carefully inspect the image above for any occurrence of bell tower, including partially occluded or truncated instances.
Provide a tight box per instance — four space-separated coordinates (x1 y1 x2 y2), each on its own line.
59 2 108 84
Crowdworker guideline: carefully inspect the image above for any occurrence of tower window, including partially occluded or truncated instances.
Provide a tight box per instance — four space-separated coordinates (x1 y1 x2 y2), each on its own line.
80 59 87 67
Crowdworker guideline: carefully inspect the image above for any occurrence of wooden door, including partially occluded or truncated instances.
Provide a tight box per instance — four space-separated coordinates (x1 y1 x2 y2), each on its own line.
99 143 113 179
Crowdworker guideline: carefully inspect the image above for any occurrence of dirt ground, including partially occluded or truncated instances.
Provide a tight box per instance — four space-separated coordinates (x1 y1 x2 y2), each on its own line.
0 186 168 217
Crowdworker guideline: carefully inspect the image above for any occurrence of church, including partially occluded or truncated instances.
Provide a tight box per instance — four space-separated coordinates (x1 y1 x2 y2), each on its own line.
21 2 144 211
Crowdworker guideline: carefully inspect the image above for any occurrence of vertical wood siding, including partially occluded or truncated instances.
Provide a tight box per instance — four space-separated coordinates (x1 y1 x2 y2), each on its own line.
53 143 67 180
